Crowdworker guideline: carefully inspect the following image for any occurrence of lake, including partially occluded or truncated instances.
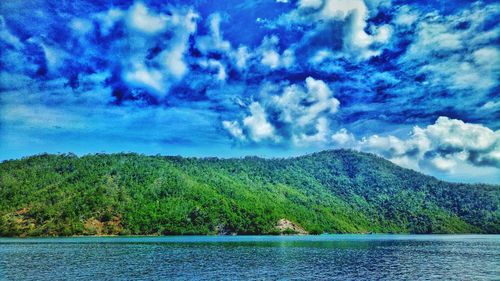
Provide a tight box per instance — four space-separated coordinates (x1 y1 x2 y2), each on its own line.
0 235 499 280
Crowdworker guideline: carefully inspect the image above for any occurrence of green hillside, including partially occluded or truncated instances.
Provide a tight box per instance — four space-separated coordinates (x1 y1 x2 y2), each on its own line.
0 150 498 236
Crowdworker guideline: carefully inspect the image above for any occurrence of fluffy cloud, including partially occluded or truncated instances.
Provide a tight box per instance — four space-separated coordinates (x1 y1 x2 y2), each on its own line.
193 12 258 81
393 5 418 27
126 2 169 34
222 120 246 141
1 0 499 184
292 117 330 146
18 2 200 98
94 8 124 36
257 36 295 70
333 117 500 174
119 3 198 96
196 13 231 54
223 102 278 143
331 128 355 145
243 102 278 142
273 76 339 126
277 0 392 60
398 3 500 96
223 77 339 145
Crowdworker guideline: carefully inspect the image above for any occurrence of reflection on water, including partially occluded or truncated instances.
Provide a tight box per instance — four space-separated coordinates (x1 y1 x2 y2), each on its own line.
0 235 499 280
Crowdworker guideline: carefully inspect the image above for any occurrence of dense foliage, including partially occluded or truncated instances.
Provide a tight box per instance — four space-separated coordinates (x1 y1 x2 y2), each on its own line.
0 150 498 236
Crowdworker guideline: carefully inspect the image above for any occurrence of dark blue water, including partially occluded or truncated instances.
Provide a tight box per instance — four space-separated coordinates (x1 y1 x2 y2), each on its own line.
0 235 498 280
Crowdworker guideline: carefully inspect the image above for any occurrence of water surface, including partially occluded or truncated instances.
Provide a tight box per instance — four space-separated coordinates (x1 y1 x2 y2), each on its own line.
0 235 498 280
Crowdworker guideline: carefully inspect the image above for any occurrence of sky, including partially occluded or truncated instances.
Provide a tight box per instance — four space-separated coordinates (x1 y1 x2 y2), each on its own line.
0 0 499 184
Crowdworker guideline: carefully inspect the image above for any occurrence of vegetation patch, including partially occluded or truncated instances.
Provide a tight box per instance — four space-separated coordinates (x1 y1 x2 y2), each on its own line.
0 150 498 236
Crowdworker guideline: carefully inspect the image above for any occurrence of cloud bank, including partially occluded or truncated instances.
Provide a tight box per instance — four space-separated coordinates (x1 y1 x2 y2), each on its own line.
343 117 500 174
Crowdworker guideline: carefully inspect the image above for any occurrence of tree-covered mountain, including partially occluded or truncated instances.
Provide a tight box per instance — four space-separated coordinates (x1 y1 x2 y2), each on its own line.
0 150 498 237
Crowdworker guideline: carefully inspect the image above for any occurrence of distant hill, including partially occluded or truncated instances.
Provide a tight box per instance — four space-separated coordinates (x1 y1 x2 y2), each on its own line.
0 150 498 236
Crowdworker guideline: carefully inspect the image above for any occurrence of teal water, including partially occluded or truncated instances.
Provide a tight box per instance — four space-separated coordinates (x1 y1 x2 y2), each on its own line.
0 235 499 280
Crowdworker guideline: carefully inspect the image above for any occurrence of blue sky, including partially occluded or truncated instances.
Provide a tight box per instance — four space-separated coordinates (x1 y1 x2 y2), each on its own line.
0 0 499 184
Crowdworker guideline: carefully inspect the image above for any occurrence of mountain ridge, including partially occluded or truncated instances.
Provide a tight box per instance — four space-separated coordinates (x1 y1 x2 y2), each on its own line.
0 149 498 236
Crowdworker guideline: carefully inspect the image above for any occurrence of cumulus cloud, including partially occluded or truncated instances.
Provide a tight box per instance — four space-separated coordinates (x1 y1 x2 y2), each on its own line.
292 117 330 146
243 102 278 142
277 0 392 61
198 59 227 82
224 102 278 143
196 13 231 53
271 76 339 127
223 77 339 145
1 0 499 184
331 128 355 145
222 120 246 141
126 2 169 34
233 46 251 70
257 36 295 70
55 2 199 98
333 117 500 174
123 66 165 93
121 3 198 96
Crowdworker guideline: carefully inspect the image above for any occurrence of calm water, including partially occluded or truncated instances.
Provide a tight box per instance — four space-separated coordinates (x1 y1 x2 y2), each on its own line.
0 235 499 280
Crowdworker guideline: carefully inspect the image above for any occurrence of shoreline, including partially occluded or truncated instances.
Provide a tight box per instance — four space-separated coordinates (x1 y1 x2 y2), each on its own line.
1 232 497 239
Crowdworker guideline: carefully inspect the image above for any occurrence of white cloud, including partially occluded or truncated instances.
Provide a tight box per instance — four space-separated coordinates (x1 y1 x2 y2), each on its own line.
199 59 227 81
279 0 392 60
161 39 191 80
429 155 457 172
0 16 23 49
222 120 246 141
298 0 322 9
123 65 165 93
233 46 251 70
127 2 168 34
399 3 500 95
257 36 295 70
243 102 277 142
261 49 281 69
299 77 340 125
224 77 339 146
293 117 329 145
335 117 500 175
100 2 199 97
269 77 339 127
34 40 68 73
482 101 500 110
473 47 500 71
425 117 497 152
194 12 254 77
156 8 198 81
196 13 231 53
94 8 124 36
70 18 94 35
393 5 418 26
331 128 355 145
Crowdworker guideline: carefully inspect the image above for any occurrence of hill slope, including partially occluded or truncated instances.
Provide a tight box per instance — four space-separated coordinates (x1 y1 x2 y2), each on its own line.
0 150 498 236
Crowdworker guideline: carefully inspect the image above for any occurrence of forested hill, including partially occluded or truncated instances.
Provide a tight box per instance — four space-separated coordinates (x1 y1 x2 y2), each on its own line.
0 150 498 237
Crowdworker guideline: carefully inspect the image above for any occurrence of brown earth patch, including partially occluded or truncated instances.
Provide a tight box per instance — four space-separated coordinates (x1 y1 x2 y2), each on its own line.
276 219 308 234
